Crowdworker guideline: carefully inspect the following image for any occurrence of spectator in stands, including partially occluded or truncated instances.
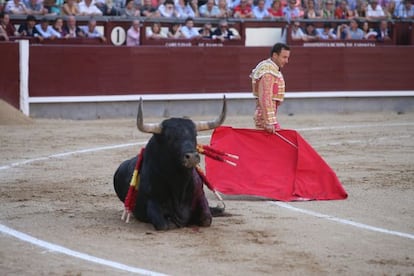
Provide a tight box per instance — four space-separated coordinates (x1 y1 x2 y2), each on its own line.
268 0 283 18
25 0 48 15
0 0 4 13
35 17 61 40
290 20 306 40
198 21 213 38
62 0 80 15
394 0 414 18
384 0 395 18
78 0 103 16
158 0 179 17
335 0 356 18
217 0 232 18
126 19 140 46
321 0 335 19
141 0 160 17
0 12 17 36
111 0 125 15
233 0 253 18
18 14 38 36
167 22 183 38
176 0 198 17
180 17 200 38
361 20 377 39
199 0 220 17
227 0 241 9
292 0 303 13
212 19 240 40
63 15 85 37
80 18 106 42
0 24 8 40
43 0 64 15
340 19 364 39
367 0 387 19
121 0 140 16
263 0 274 9
303 0 321 18
52 17 67 37
355 0 368 18
283 0 301 21
303 22 318 41
146 21 167 39
374 19 392 40
95 0 118 15
5 0 29 14
317 21 337 39
253 0 272 18
313 0 324 11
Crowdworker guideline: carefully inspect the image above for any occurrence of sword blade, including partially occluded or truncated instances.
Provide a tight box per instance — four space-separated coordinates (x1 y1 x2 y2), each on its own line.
274 131 298 149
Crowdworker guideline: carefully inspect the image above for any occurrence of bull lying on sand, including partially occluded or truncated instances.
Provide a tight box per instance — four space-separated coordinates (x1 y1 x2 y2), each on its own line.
114 98 226 230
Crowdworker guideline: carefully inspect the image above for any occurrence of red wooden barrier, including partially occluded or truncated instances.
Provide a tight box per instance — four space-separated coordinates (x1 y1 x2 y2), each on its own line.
1 43 413 110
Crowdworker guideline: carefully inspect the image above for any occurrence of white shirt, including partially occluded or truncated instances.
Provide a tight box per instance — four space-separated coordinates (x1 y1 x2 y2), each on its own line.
5 0 27 14
252 6 270 19
35 24 61 38
291 27 305 40
367 4 385 17
180 25 200 38
78 0 103 15
80 25 102 38
126 26 140 46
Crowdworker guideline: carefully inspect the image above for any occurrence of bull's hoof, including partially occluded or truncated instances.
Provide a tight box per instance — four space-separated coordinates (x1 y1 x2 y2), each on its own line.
199 216 212 227
154 224 170 231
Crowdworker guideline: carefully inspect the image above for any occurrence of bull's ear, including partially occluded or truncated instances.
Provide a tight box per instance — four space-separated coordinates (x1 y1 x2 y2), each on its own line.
136 98 162 134
195 95 226 131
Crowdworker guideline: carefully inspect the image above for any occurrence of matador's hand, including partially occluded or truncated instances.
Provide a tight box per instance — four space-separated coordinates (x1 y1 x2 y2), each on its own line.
264 123 281 133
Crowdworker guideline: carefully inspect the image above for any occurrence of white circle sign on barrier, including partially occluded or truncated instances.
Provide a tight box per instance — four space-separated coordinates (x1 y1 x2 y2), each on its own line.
111 26 126 46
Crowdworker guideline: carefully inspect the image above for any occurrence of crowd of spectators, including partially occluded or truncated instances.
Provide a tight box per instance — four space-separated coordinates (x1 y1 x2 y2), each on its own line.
1 0 413 20
291 18 393 41
0 12 107 41
0 0 413 43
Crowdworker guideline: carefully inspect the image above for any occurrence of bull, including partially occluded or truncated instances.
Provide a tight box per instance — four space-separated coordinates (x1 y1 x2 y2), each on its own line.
113 98 226 230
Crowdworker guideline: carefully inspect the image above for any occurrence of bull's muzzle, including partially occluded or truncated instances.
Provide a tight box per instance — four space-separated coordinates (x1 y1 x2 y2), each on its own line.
183 152 200 168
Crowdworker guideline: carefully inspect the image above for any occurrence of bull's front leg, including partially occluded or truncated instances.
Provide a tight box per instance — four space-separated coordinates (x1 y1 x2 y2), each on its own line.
146 200 174 231
191 172 212 227
193 194 212 227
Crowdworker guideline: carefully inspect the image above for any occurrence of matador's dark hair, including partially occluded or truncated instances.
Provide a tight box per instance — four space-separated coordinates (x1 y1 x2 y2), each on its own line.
270 43 290 56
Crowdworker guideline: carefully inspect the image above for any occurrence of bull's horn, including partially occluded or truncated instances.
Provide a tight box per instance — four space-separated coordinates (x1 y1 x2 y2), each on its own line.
136 98 162 134
195 96 227 131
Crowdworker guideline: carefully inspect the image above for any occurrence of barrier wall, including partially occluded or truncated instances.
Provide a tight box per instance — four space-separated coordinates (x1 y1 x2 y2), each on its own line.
0 43 19 107
1 43 413 111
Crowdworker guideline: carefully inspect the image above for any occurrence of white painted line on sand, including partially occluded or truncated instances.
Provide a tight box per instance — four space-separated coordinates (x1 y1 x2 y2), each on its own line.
0 142 146 171
0 224 167 276
270 202 414 240
296 122 414 132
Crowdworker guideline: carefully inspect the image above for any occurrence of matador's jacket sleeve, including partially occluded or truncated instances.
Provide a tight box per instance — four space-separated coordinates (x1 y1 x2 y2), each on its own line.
257 74 278 125
250 58 286 126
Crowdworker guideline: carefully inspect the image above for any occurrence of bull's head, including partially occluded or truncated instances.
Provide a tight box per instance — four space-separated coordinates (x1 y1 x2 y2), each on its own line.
136 96 227 134
136 97 227 168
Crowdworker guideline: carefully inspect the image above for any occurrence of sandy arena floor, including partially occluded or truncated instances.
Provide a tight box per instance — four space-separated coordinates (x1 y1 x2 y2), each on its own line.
0 108 413 275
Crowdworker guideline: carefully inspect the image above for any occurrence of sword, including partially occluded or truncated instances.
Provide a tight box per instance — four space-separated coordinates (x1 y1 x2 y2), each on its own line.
274 131 298 149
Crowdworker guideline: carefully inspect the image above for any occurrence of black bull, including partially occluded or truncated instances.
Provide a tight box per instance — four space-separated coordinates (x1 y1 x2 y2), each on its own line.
113 98 226 230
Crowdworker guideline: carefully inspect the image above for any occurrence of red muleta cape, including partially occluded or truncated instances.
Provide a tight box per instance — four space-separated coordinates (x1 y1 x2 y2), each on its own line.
205 126 348 201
